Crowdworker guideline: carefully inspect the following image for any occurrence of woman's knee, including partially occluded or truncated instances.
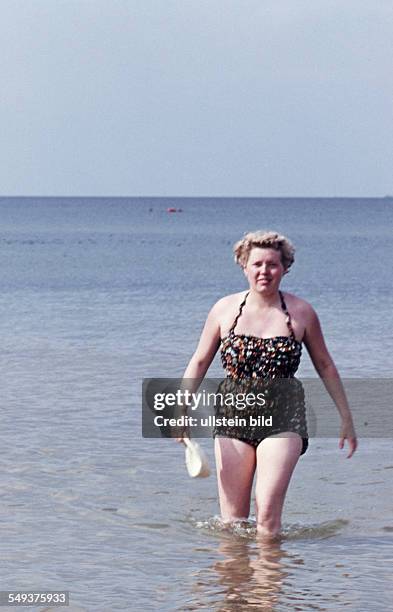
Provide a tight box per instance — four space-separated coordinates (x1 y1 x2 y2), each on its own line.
217 469 253 519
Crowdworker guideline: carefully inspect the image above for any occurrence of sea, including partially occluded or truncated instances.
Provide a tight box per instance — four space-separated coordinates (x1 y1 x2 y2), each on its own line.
0 196 392 611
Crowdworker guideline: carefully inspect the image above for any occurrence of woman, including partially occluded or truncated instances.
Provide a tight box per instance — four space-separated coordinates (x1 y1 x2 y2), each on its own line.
179 230 357 538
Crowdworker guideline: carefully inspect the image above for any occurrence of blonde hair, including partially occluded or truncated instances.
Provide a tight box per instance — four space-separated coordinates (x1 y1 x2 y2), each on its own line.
233 230 295 271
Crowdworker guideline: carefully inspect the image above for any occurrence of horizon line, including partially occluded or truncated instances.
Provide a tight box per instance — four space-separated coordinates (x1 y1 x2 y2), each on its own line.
1 195 392 200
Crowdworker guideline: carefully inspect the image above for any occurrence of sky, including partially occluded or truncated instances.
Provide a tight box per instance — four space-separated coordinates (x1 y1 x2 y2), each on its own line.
1 0 392 197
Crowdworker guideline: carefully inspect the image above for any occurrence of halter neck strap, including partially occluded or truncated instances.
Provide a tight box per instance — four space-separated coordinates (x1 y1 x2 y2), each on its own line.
279 290 296 341
229 290 296 340
229 292 249 336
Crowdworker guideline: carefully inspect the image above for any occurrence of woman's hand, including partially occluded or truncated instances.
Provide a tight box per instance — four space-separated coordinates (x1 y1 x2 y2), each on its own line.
339 417 358 458
175 425 190 444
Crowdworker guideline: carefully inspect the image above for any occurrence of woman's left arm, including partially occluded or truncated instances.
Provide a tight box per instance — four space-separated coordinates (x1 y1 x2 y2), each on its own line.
303 304 358 458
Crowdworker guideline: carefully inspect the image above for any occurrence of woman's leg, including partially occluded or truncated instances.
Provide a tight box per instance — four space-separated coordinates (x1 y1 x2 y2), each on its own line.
255 433 302 537
214 437 256 520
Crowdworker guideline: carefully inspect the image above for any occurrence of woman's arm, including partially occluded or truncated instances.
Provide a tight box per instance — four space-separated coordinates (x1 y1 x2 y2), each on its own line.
175 301 222 440
183 301 222 379
303 304 357 458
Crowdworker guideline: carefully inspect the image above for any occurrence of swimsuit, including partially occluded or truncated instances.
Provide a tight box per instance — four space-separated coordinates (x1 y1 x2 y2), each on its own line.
214 290 308 455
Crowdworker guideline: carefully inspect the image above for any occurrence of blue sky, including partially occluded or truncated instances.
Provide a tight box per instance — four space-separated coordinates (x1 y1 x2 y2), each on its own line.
1 0 392 196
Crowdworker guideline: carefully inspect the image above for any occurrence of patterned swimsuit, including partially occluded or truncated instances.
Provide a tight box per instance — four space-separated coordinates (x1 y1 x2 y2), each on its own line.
214 290 308 455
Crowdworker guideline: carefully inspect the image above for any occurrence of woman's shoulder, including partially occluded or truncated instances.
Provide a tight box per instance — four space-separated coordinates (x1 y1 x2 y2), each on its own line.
209 292 247 335
282 291 317 318
211 291 248 312
208 292 247 325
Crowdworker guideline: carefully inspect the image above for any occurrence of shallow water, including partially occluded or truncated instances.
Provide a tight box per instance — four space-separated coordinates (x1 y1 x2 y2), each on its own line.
0 197 392 611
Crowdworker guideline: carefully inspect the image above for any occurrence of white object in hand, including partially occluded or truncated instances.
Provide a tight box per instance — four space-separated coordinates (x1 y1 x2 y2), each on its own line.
183 438 211 478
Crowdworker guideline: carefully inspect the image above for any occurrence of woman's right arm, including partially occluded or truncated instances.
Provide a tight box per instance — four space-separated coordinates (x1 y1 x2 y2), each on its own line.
175 301 223 441
183 300 222 379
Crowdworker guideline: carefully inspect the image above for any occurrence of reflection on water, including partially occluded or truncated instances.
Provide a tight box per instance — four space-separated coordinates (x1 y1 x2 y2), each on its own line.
182 535 332 611
212 538 286 611
181 518 389 611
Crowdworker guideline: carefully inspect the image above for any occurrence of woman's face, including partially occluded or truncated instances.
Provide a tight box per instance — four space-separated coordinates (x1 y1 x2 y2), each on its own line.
243 247 285 293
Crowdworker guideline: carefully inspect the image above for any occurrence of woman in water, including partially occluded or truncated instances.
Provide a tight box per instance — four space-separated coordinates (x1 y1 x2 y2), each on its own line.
179 230 357 537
